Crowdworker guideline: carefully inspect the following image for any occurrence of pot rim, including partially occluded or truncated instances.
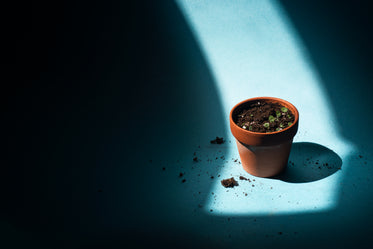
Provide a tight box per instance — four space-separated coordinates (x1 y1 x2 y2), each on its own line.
230 96 299 135
229 97 299 146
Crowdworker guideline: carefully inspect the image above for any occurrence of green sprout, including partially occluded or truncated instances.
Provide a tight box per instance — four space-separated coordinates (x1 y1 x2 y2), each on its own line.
250 114 254 117
279 123 284 128
281 107 288 113
263 122 270 128
249 125 253 131
276 110 281 118
242 125 247 129
268 115 276 123
276 127 282 131
287 114 292 119
288 122 293 127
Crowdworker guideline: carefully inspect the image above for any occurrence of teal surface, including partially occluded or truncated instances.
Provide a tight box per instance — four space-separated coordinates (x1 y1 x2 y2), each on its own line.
4 0 373 248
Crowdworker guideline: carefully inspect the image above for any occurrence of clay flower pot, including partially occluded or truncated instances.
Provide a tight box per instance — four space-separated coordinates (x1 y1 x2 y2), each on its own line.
229 97 299 177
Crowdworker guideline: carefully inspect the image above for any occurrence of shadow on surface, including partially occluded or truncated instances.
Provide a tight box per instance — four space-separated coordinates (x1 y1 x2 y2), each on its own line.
274 142 342 183
3 1 227 248
278 0 373 207
3 0 373 249
278 0 373 149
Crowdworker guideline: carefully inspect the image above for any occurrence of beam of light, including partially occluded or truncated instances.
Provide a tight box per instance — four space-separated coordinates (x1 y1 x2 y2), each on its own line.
175 0 355 215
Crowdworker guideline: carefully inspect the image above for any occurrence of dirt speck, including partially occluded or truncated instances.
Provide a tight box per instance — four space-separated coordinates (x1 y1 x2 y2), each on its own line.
221 177 239 188
210 137 225 144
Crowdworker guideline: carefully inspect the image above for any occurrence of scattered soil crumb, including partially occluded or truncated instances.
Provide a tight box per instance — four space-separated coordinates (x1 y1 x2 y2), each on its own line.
181 179 186 183
278 232 283 235
239 176 251 182
193 157 198 162
210 176 214 179
221 177 239 188
162 167 166 171
179 172 184 177
359 155 363 158
210 137 225 144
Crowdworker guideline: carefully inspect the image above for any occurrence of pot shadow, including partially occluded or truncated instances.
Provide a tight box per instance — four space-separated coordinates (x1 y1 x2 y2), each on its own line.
273 142 342 183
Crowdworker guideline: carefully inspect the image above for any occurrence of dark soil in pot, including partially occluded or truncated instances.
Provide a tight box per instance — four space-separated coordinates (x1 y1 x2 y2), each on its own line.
234 101 295 133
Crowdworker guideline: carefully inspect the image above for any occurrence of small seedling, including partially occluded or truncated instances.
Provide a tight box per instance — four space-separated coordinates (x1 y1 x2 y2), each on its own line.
281 107 288 113
235 102 294 133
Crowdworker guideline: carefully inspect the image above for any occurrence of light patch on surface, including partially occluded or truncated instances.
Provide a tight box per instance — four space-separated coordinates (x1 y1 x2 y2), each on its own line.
176 0 355 215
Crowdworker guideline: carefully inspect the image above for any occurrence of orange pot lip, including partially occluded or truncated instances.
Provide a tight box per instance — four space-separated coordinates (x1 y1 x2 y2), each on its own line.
230 96 299 138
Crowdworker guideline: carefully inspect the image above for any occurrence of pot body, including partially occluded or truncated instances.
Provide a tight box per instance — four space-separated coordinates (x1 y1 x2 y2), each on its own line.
236 139 293 177
230 97 299 178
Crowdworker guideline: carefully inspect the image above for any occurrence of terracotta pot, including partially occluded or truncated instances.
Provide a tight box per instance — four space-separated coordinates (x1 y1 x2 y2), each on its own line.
229 97 299 177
